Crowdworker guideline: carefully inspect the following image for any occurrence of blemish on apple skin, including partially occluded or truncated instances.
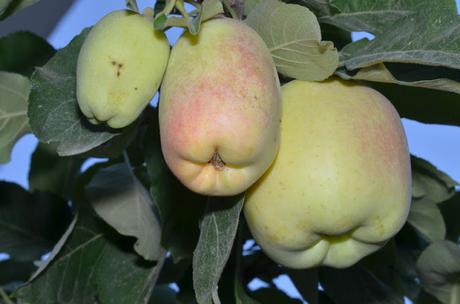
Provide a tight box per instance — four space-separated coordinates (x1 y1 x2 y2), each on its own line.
110 59 124 77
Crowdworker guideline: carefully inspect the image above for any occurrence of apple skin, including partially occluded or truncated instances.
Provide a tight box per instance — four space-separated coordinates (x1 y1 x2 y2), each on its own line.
244 79 412 269
77 10 170 129
159 18 281 196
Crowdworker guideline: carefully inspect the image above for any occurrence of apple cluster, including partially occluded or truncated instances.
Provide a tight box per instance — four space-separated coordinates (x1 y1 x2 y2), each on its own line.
76 10 412 269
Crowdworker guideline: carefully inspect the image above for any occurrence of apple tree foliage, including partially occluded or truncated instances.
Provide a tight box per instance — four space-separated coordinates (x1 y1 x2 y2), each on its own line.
0 0 459 303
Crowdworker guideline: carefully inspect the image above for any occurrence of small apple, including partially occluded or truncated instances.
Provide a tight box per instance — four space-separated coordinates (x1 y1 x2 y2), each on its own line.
77 10 170 128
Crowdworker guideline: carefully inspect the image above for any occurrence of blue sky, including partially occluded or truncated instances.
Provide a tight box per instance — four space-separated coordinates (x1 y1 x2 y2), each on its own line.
0 1 459 302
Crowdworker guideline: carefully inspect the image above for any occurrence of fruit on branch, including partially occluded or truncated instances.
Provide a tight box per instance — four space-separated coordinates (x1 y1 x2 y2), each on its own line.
244 79 412 269
159 18 281 196
77 10 170 128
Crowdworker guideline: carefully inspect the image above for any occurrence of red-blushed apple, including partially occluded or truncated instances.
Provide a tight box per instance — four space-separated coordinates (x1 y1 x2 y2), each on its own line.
159 18 281 196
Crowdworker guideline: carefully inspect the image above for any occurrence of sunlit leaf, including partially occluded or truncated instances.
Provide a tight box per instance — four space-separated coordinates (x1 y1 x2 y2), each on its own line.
0 71 30 163
246 0 338 80
417 240 460 304
193 195 244 304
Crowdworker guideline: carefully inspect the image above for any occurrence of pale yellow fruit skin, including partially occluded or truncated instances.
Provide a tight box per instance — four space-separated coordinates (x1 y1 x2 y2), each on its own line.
77 10 170 129
244 79 412 269
159 18 281 196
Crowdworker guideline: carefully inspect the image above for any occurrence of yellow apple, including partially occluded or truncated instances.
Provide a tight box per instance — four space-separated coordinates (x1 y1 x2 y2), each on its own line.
77 10 170 129
159 18 281 196
244 79 412 269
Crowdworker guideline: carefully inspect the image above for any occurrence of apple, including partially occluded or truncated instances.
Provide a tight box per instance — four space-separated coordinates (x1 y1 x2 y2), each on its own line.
77 10 170 128
159 18 281 196
244 79 412 268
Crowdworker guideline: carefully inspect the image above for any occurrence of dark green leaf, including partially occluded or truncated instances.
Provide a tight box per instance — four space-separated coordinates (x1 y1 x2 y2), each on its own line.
193 195 245 304
145 110 206 262
125 0 139 12
0 182 72 262
246 0 338 81
16 211 165 304
321 265 404 304
87 163 162 261
27 28 119 156
150 285 178 304
286 268 319 304
366 81 460 126
335 1 460 70
322 0 418 35
408 200 446 242
80 117 140 158
360 241 416 299
439 193 460 243
411 156 458 204
158 257 190 285
416 240 460 304
249 287 303 304
0 0 39 20
336 63 460 96
0 71 30 164
0 31 55 77
28 143 84 199
233 224 259 304
188 0 224 35
0 260 36 286
415 290 444 304
177 268 198 304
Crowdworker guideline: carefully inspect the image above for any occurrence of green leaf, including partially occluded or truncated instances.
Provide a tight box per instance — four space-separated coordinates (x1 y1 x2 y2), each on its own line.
243 0 261 16
321 0 418 35
188 0 224 35
145 110 206 263
408 200 446 242
321 265 404 304
0 71 30 164
0 0 39 20
0 182 72 262
285 0 334 17
335 1 460 70
336 63 460 96
28 143 84 199
125 0 139 12
286 268 319 304
27 28 119 157
16 211 165 304
416 240 460 304
439 193 460 243
365 81 460 126
0 31 55 77
193 195 245 304
245 0 338 81
80 117 140 158
149 285 178 304
86 163 162 261
233 224 259 304
411 156 458 204
29 214 77 281
249 287 303 304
